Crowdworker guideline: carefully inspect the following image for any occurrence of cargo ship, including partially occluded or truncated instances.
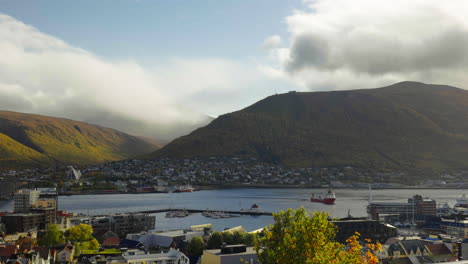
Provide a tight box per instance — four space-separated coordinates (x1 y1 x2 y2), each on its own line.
310 189 336 204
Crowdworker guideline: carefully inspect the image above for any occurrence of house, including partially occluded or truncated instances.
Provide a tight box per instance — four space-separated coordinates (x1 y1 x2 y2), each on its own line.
102 236 121 248
0 245 18 261
222 226 247 234
31 247 53 264
55 243 74 263
399 239 428 257
200 245 259 264
425 243 453 263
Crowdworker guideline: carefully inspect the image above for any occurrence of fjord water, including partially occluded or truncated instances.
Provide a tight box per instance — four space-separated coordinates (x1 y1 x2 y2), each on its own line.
1 188 465 231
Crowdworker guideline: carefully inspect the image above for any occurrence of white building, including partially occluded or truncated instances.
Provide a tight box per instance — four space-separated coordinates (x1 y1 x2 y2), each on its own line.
67 166 82 180
110 248 189 264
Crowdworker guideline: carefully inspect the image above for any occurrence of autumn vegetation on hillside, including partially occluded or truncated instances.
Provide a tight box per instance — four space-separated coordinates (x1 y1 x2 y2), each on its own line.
152 82 468 171
0 111 159 167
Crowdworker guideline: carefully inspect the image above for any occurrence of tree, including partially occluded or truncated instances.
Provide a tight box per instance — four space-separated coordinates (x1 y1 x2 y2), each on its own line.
241 233 256 247
207 231 257 249
187 236 205 256
207 232 223 249
67 224 99 256
39 224 65 246
255 208 381 264
68 224 94 242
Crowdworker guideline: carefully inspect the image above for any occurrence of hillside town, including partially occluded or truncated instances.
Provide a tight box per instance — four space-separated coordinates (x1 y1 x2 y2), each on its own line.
2 158 468 198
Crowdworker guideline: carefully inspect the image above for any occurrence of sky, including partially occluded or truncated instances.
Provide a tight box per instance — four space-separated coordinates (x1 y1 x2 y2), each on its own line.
2 0 468 140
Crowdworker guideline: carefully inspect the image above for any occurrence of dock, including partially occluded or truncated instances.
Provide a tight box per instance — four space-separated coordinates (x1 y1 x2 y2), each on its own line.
137 208 273 216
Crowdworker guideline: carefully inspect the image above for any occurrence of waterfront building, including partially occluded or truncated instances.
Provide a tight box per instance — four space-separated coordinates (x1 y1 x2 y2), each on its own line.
86 213 155 238
200 245 258 264
367 194 436 223
14 189 40 213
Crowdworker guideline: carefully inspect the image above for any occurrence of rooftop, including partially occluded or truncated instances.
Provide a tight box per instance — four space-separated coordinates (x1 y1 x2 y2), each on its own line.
204 246 256 256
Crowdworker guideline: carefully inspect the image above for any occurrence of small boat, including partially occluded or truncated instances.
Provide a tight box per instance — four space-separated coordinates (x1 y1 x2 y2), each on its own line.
173 184 194 193
455 194 468 208
310 189 336 204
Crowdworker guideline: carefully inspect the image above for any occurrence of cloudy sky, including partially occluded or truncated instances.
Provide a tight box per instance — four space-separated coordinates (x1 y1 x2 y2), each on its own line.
1 0 468 140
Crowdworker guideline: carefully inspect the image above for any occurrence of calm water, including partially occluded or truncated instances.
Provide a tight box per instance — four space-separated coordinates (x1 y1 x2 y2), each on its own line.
1 188 466 232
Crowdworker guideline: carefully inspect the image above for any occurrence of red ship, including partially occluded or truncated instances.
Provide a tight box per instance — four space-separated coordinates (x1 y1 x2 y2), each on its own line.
310 189 336 204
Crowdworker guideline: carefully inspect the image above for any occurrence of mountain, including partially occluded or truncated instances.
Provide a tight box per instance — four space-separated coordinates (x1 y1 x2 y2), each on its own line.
149 81 468 171
0 111 160 168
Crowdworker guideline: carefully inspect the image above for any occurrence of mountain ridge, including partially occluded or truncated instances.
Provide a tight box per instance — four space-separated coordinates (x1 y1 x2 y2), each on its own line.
0 111 160 168
149 81 468 171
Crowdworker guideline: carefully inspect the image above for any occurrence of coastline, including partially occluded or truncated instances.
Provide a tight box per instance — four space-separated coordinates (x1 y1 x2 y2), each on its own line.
56 184 468 196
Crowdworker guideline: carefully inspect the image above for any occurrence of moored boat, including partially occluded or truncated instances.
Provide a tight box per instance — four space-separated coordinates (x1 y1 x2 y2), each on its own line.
173 184 194 193
455 194 468 208
310 189 336 204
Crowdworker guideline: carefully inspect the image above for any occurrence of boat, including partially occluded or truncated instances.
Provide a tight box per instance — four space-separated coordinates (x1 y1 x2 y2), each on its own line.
455 194 468 208
240 204 264 214
165 209 189 218
173 184 194 193
310 189 336 204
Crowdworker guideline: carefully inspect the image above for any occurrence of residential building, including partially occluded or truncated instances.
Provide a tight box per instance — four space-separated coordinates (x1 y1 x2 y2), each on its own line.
14 189 40 213
332 219 397 243
441 219 468 239
86 213 155 238
57 210 72 230
1 213 43 233
56 243 75 264
200 245 259 264
127 229 203 249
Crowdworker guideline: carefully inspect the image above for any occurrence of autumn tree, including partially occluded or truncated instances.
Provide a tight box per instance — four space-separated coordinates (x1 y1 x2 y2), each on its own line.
187 236 205 256
39 224 65 246
67 224 99 256
255 208 380 264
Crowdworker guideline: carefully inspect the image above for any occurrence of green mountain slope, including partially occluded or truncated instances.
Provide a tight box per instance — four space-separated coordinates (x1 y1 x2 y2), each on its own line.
0 111 160 167
150 81 468 170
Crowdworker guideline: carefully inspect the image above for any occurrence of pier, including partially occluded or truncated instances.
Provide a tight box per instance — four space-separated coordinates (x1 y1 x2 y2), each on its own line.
137 208 273 216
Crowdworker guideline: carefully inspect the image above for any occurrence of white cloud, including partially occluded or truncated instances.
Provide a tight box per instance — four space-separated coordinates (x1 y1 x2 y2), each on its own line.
264 0 468 90
262 35 282 50
0 13 273 140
